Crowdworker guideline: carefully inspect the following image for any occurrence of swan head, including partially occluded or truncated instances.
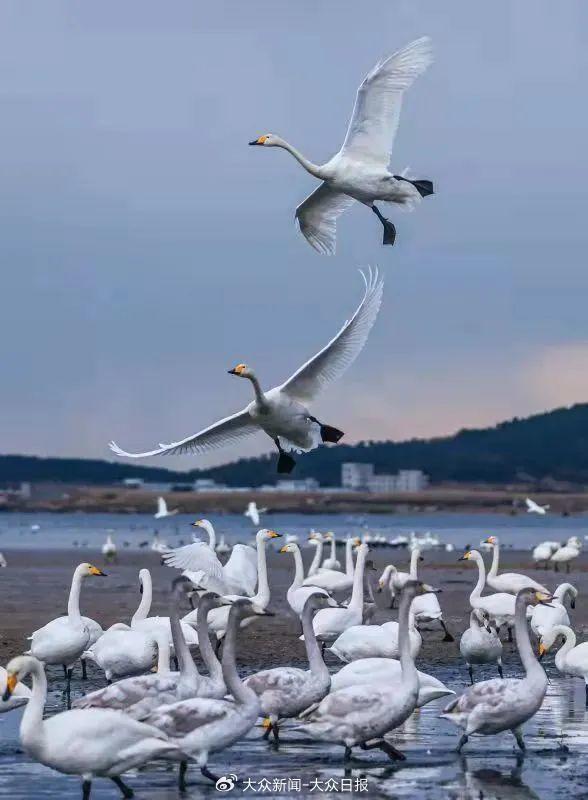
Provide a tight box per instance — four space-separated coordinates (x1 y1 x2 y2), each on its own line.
522 588 554 608
458 550 481 563
230 598 273 623
3 655 38 701
78 563 107 578
257 528 282 542
279 542 299 554
303 591 340 612
199 591 233 610
483 535 498 546
138 568 151 594
308 531 323 542
248 133 284 148
228 363 255 380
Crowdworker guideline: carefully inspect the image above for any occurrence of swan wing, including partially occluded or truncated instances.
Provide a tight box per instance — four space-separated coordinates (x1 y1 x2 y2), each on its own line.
74 674 179 710
223 544 258 596
143 697 230 736
157 497 167 515
295 183 355 256
279 268 383 403
162 542 224 581
109 408 257 459
339 37 433 167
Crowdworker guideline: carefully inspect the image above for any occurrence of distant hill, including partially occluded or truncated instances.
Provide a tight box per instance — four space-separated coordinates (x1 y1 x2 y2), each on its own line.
2 403 588 488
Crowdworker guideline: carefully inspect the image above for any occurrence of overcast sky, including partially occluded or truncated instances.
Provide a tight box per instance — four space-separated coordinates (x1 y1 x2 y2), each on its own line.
1 1 587 469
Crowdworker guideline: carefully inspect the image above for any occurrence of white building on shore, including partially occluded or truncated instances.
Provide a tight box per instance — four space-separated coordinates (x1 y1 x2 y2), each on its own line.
342 463 429 493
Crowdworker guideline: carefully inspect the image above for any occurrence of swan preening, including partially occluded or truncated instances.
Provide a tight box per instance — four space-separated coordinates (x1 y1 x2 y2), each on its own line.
109 268 383 473
250 38 434 254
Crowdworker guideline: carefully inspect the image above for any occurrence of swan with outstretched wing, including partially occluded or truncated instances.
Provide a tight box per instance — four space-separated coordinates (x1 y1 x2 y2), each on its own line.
110 268 383 473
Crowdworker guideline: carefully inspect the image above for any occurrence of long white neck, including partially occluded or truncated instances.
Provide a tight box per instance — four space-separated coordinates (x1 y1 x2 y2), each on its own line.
344 539 355 577
397 589 418 687
279 140 324 179
252 536 270 607
551 625 576 671
515 594 544 678
409 549 420 579
132 571 152 624
67 567 85 624
246 373 267 408
488 541 500 578
222 610 258 708
327 537 337 564
470 553 486 602
197 597 223 683
154 629 172 674
199 521 216 551
349 547 367 612
290 546 304 590
308 540 323 577
301 601 329 681
19 659 46 752
169 592 197 679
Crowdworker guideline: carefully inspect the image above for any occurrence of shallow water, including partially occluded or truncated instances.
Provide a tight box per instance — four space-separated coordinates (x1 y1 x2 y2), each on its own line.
0 659 587 799
0 510 586 552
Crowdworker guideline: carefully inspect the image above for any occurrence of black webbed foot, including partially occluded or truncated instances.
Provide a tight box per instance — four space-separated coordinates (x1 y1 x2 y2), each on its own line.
277 452 296 474
320 425 344 443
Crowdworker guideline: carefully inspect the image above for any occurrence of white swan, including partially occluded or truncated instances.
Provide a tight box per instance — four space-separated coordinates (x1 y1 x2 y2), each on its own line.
550 537 581 573
539 624 588 704
155 496 178 519
141 599 268 787
321 533 341 570
526 497 549 515
101 534 117 561
328 658 454 708
296 580 438 761
459 550 517 635
249 38 433 254
131 568 199 652
532 540 560 567
306 533 324 577
308 544 369 645
0 665 31 712
328 611 421 663
82 624 169 683
302 536 359 592
183 529 281 644
76 589 230 720
281 542 336 617
244 593 332 741
530 582 577 640
244 501 266 526
2 655 180 799
109 269 383 474
27 563 106 705
483 535 549 594
442 588 552 752
459 609 503 684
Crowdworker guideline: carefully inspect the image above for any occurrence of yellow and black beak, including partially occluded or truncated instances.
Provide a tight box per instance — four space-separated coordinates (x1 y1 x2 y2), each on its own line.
89 565 107 577
2 673 17 702
458 552 471 561
538 642 547 659
268 530 282 539
279 545 288 553
249 136 266 146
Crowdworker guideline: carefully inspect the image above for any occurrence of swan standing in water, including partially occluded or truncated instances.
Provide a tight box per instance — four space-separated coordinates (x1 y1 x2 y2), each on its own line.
130 568 199 653
27 563 106 706
550 537 581 573
539 624 588 703
296 581 440 761
142 599 270 787
530 582 577 641
442 588 553 751
82 624 170 683
101 534 117 563
281 542 337 618
109 269 383 474
483 536 549 594
459 550 516 639
2 655 180 799
76 588 230 719
459 609 503 684
244 593 332 742
321 533 341 570
532 541 560 569
302 536 359 592
249 38 434 254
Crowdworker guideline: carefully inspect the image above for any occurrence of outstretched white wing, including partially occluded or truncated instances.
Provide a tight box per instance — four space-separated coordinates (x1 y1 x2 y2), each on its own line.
223 544 258 596
109 408 257 459
279 267 384 403
163 541 224 581
340 37 433 167
296 183 355 256
157 497 167 516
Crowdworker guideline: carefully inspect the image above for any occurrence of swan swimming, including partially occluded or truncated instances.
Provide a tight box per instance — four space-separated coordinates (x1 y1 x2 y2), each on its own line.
249 38 434 254
109 269 383 473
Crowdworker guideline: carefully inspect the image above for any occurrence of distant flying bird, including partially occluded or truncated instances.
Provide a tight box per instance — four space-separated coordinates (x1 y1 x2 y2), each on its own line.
244 501 266 527
109 268 383 474
154 496 178 520
526 498 549 515
249 37 434 254
101 534 117 562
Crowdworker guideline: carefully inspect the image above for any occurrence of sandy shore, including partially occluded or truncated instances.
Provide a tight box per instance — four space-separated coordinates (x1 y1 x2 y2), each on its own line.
2 546 587 670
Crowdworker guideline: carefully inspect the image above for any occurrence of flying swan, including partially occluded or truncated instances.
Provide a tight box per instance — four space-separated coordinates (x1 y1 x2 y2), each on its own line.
249 37 434 254
109 269 383 474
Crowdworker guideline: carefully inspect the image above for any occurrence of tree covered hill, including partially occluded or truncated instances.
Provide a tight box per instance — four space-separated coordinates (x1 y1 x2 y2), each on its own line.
1 403 588 488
